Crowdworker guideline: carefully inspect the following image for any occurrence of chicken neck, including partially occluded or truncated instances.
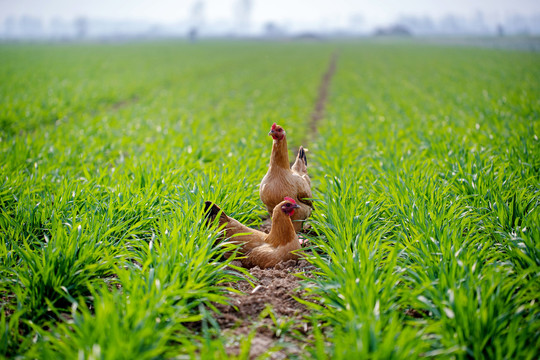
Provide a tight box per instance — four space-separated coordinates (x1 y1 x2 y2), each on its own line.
265 207 297 247
270 137 290 169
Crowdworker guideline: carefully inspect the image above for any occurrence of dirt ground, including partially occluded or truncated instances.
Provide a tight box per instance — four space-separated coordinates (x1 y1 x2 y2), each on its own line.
215 258 316 359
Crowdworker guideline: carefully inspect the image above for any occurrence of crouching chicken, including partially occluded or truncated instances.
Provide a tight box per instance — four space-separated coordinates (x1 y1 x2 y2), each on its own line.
260 123 312 232
204 197 301 269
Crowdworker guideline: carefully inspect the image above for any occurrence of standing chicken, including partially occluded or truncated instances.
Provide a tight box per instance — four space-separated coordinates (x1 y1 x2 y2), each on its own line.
204 197 301 269
260 123 312 232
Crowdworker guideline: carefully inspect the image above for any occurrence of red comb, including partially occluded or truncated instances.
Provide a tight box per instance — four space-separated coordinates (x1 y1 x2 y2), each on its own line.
271 123 277 130
284 197 296 204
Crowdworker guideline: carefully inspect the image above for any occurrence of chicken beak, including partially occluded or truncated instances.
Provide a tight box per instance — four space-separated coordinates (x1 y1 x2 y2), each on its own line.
268 130 274 136
293 204 300 209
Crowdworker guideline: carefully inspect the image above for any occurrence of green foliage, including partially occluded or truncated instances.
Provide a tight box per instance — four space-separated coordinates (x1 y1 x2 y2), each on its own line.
304 43 540 359
1 40 539 358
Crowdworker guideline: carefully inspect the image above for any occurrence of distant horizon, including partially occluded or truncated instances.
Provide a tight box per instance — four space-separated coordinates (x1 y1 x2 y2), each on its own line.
1 0 539 28
1 0 540 37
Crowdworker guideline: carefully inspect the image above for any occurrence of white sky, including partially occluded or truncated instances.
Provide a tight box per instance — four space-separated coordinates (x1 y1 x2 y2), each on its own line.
1 0 539 28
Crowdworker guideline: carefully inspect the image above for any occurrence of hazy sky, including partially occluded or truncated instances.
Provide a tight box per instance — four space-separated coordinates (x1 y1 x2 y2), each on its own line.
1 0 539 28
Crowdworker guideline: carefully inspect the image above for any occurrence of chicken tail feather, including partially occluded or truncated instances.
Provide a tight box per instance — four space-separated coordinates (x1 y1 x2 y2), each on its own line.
204 201 225 224
298 146 307 166
292 146 308 174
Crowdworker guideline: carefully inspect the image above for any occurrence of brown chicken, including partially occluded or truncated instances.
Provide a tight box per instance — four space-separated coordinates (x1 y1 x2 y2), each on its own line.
260 123 312 232
204 197 301 269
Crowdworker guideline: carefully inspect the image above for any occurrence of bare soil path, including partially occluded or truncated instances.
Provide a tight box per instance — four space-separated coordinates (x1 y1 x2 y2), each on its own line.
308 52 339 141
215 260 316 358
291 51 339 161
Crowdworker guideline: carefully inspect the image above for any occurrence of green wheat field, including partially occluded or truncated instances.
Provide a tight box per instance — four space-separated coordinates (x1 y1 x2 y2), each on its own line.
1 40 539 359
